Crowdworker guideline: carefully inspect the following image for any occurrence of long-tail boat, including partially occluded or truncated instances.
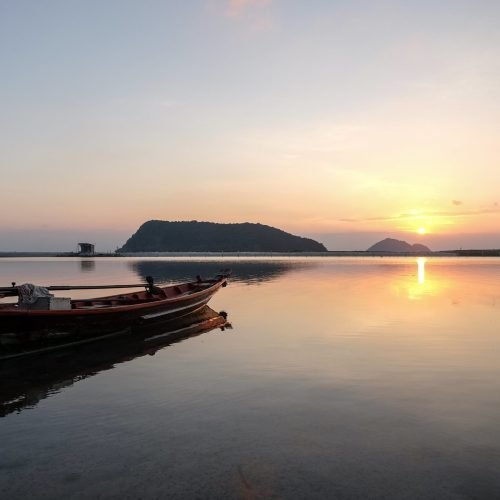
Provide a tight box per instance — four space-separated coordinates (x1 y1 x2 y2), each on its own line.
0 274 229 351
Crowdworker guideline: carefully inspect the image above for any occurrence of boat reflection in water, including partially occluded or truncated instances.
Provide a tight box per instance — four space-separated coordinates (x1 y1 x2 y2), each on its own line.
0 306 230 418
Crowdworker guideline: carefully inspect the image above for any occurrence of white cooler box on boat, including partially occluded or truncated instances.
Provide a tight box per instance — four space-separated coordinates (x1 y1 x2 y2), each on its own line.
21 297 72 310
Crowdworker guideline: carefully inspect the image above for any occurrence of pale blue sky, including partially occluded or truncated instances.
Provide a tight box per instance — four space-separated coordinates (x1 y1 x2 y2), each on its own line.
1 0 499 250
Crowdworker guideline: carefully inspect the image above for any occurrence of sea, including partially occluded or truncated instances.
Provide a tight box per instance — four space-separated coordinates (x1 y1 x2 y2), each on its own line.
1 256 500 499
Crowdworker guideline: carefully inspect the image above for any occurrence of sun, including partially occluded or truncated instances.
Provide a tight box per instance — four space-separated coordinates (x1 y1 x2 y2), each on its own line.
418 227 427 235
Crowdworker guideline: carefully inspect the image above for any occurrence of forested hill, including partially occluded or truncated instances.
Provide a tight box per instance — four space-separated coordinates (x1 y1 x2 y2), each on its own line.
119 220 327 252
367 238 431 253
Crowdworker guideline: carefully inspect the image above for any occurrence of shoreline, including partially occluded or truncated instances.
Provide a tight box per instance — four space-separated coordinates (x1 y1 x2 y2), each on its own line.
1 250 499 258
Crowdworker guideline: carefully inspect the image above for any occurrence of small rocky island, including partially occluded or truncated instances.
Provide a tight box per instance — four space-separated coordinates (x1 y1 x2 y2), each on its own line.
119 220 327 252
367 238 431 254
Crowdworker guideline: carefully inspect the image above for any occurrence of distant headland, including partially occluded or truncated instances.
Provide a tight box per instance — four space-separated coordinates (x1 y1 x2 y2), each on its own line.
367 238 432 254
118 220 327 253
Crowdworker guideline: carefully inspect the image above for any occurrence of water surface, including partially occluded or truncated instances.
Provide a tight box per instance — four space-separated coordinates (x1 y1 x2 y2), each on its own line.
1 257 500 499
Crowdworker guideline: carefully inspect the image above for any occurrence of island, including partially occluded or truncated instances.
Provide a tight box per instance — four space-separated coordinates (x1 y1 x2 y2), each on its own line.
367 238 432 254
119 220 327 253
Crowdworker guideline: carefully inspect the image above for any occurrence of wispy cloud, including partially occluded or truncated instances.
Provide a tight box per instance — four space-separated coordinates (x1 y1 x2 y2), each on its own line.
225 0 271 17
452 200 463 206
339 207 500 224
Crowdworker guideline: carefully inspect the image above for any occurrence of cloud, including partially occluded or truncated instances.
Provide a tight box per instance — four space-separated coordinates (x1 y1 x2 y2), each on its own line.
339 207 500 224
452 200 463 205
225 0 271 17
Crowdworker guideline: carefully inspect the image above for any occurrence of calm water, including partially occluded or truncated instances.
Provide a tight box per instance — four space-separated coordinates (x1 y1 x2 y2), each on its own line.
2 256 500 499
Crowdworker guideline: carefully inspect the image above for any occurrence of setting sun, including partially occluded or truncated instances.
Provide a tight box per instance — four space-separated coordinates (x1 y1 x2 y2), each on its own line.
418 227 427 235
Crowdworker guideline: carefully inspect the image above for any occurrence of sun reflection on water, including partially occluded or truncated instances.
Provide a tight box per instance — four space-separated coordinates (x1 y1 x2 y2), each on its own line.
417 257 426 284
396 257 448 301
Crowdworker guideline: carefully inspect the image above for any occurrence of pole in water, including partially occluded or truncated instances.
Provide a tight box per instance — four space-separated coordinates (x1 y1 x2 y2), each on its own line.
0 283 148 293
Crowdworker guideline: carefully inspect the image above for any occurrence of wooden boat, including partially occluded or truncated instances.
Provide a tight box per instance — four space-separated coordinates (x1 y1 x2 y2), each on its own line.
0 275 228 349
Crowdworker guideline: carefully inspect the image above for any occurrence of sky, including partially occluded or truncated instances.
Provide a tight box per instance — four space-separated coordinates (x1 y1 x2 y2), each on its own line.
1 0 499 251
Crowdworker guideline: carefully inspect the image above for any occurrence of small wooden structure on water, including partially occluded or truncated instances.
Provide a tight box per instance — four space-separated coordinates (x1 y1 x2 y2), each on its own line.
78 243 95 256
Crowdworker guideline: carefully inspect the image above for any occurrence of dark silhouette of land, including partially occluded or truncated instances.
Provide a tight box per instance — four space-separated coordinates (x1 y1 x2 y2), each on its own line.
367 238 432 254
119 220 327 253
452 249 500 256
